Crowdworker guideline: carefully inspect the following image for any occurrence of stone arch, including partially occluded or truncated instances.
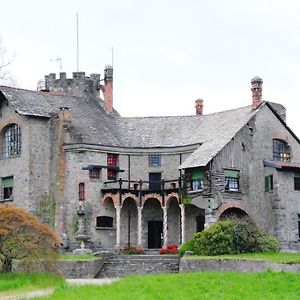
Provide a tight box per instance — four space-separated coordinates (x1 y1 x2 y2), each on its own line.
184 204 205 240
120 197 138 247
167 197 180 245
165 193 179 208
217 202 249 221
142 193 163 207
142 198 163 249
102 193 119 208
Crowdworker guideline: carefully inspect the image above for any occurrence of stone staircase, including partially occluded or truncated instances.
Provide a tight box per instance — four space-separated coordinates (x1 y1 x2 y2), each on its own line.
96 254 180 278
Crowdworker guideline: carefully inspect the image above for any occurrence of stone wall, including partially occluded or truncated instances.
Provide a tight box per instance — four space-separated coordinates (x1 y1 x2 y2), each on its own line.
180 258 300 273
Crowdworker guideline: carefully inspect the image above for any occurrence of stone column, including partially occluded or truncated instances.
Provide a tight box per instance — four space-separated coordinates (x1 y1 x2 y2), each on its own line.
115 206 121 248
204 208 216 229
179 204 185 245
137 206 143 247
162 206 168 247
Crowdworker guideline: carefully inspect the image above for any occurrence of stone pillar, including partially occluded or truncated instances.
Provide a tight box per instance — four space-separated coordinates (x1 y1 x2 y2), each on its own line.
137 206 143 247
115 206 121 248
179 204 185 245
204 208 217 229
162 206 168 247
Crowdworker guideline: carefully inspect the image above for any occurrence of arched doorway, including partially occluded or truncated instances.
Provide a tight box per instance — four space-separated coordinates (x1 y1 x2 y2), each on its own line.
120 198 138 247
219 207 248 220
167 197 180 245
143 198 163 249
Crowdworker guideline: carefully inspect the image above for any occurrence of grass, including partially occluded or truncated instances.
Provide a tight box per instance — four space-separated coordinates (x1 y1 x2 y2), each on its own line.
0 272 65 293
58 253 100 261
34 271 300 299
182 252 300 263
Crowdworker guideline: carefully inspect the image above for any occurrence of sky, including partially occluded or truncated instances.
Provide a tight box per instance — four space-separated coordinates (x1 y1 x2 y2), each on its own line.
0 0 300 136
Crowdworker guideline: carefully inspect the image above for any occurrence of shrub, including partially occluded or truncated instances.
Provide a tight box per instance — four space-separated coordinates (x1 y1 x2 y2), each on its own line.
160 244 178 254
259 235 279 252
179 239 194 257
121 247 144 255
191 218 280 256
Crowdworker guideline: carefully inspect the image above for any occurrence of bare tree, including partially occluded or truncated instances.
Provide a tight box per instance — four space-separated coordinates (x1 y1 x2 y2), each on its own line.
0 37 16 86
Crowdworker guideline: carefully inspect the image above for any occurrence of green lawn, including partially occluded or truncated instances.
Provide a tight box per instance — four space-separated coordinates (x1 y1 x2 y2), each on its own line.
34 271 300 300
0 273 65 294
182 252 300 263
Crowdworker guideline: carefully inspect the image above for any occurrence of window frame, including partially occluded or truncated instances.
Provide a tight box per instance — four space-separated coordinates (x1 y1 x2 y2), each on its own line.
273 139 291 162
1 176 14 201
89 168 101 180
2 124 21 159
148 154 161 167
265 175 273 192
224 169 240 192
78 182 85 201
107 153 118 180
294 173 300 191
96 216 114 228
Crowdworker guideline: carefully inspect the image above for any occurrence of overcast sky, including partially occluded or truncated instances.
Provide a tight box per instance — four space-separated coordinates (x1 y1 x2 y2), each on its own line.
1 0 300 136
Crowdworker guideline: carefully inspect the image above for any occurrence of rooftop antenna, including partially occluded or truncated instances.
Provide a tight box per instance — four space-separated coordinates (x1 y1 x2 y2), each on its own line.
76 12 79 72
50 58 63 72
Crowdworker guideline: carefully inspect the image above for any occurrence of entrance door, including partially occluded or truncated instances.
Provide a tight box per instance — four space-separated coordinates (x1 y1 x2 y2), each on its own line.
149 172 161 191
148 221 163 248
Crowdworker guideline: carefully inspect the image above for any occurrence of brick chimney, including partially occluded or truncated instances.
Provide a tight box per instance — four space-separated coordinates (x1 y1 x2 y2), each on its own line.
103 65 113 113
195 98 204 115
251 76 263 109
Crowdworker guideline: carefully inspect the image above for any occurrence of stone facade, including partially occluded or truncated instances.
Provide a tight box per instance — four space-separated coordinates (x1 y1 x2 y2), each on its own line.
1 69 300 252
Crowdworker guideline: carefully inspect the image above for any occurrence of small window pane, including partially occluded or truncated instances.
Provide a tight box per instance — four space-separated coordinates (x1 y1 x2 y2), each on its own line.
107 154 118 166
1 176 13 200
89 169 100 180
295 173 300 190
149 154 161 166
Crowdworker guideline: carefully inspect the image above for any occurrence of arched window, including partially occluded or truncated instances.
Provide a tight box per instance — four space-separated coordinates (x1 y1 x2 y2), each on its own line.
78 182 85 201
273 139 290 162
2 124 21 158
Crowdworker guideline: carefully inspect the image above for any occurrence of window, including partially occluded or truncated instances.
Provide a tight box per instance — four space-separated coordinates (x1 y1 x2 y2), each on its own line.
224 169 240 192
96 216 113 228
191 169 204 191
149 154 161 166
265 175 273 192
107 154 118 180
89 168 100 180
1 177 13 201
294 173 300 191
298 214 300 239
78 182 85 201
273 139 290 162
2 124 21 158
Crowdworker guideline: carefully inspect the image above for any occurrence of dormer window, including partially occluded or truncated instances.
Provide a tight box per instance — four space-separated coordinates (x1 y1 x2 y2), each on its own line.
273 139 290 162
224 169 240 192
190 169 204 191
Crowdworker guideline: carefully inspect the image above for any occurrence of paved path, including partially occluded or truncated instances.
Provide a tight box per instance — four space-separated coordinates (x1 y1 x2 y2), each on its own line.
66 278 119 285
0 278 119 300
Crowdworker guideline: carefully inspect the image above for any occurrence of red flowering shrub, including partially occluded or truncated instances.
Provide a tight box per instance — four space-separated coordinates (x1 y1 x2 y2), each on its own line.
160 244 178 254
121 246 145 254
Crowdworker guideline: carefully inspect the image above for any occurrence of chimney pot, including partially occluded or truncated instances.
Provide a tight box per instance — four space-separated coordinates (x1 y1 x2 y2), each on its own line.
251 76 263 109
195 98 204 115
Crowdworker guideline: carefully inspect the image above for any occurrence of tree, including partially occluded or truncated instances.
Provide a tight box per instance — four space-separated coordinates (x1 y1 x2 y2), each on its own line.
0 204 60 272
0 37 15 86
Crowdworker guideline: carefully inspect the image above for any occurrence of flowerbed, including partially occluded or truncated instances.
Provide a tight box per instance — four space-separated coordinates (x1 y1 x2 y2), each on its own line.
160 244 178 254
121 246 145 255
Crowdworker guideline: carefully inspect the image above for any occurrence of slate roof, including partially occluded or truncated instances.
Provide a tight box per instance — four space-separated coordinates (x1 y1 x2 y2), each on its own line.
263 160 300 170
0 85 259 168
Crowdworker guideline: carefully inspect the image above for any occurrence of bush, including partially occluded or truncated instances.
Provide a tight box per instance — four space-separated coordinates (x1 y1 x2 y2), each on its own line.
191 218 280 256
259 235 279 252
121 247 144 254
193 220 233 256
179 239 194 257
160 244 178 254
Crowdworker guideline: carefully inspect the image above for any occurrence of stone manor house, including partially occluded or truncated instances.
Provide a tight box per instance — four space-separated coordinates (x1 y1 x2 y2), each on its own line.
1 66 300 251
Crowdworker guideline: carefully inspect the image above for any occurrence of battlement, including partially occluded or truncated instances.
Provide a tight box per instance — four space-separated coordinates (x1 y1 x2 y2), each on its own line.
39 71 101 98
